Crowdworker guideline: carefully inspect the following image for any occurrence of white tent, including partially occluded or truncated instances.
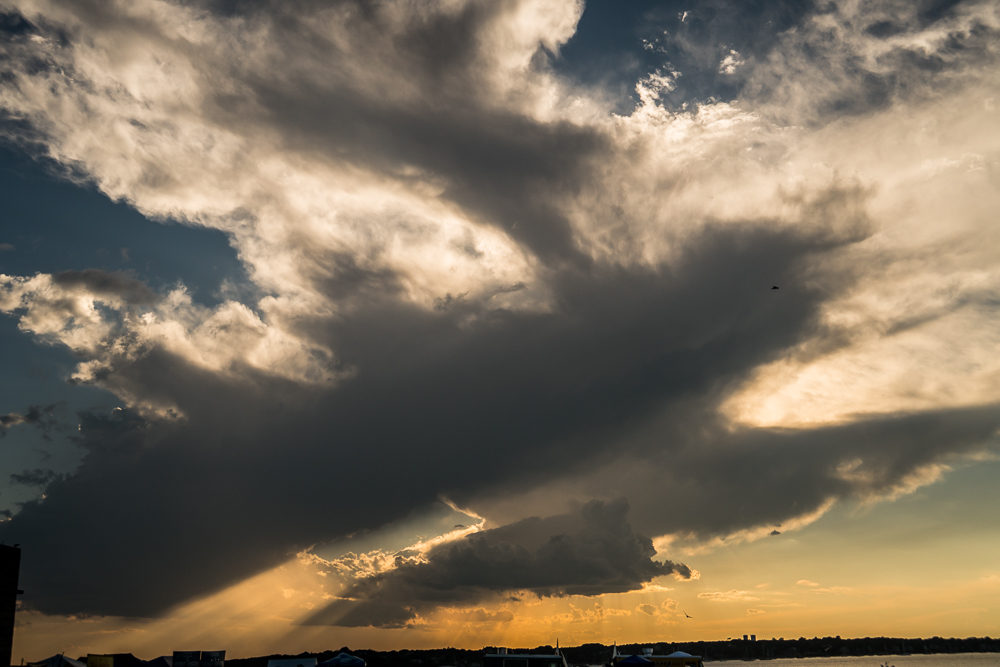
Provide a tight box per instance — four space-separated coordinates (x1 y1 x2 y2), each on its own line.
29 655 87 667
319 653 365 667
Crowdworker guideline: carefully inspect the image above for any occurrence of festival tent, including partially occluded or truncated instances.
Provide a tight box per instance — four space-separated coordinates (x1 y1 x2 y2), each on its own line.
29 656 86 667
318 653 365 667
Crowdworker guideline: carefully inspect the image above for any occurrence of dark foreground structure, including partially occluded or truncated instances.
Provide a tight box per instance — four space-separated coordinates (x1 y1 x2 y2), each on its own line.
483 648 567 667
0 545 21 667
30 637 1000 667
221 638 1000 667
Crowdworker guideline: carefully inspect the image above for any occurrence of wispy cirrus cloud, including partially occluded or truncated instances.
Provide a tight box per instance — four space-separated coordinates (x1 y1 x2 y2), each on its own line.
0 404 57 437
698 590 759 603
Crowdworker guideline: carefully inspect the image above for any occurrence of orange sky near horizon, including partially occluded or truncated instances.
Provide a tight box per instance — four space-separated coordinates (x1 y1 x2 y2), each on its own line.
13 459 1000 661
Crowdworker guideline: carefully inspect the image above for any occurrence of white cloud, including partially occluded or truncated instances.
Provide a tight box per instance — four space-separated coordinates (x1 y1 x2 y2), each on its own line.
5 0 998 431
0 272 336 415
718 49 744 75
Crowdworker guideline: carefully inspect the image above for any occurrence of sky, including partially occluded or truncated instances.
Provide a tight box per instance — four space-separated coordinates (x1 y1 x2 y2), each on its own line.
0 0 999 660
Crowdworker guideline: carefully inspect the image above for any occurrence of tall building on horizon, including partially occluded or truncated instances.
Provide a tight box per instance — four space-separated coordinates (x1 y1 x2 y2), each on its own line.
0 545 21 667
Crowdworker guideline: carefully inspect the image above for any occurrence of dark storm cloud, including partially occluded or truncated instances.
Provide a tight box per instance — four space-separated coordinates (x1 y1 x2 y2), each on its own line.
10 468 59 487
52 269 157 304
0 215 884 617
0 404 57 437
307 499 690 628
615 403 1000 539
0 9 34 38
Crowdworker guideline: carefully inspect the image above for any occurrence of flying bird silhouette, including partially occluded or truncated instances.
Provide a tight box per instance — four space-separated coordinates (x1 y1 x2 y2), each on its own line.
771 285 780 290
684 611 693 619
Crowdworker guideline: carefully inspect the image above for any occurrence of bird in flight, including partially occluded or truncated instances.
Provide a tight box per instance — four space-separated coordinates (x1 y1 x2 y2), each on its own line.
771 285 780 290
683 611 693 619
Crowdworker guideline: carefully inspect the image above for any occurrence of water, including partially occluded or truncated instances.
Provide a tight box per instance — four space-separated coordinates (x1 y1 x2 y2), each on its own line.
711 654 1000 666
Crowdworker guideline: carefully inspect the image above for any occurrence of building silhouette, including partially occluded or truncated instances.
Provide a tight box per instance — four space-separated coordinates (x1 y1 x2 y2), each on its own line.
0 545 21 667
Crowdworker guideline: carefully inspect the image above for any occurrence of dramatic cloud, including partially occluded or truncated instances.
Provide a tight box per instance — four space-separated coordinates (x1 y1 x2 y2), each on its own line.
0 404 56 437
9 468 59 487
309 500 690 627
0 0 998 628
50 269 157 305
0 219 856 617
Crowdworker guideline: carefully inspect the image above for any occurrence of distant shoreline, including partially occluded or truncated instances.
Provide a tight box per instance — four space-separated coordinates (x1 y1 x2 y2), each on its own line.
216 637 1000 667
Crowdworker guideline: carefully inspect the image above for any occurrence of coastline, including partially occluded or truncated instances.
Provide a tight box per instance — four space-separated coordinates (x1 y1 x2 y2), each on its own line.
216 639 1000 667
